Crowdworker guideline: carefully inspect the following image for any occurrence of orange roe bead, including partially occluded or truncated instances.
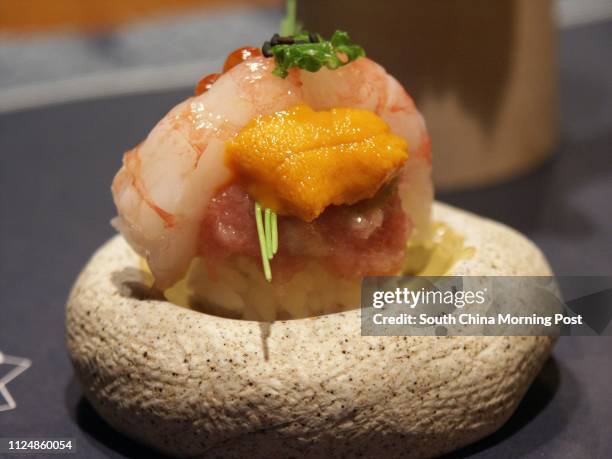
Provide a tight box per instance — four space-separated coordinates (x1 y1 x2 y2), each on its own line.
223 46 262 73
194 72 221 95
194 47 261 95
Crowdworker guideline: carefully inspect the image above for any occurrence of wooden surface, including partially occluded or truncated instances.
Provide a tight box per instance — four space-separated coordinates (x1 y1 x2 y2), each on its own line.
0 0 279 34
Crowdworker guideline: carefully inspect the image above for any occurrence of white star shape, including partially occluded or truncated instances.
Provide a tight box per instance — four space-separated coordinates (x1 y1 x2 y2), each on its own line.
0 351 31 412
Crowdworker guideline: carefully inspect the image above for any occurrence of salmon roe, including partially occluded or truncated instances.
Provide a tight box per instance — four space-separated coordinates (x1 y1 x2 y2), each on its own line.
223 46 262 72
194 72 221 96
194 46 262 95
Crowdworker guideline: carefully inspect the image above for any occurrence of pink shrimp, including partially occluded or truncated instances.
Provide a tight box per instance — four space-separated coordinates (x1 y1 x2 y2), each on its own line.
112 56 431 288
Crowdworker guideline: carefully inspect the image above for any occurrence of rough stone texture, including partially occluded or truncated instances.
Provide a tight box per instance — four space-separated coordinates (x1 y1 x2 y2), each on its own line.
66 202 556 458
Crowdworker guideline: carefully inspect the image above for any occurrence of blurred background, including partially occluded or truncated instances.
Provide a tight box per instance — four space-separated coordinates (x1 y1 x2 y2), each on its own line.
0 1 611 458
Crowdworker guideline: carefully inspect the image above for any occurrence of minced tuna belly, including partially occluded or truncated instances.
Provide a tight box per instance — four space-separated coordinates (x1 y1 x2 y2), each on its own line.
199 183 411 280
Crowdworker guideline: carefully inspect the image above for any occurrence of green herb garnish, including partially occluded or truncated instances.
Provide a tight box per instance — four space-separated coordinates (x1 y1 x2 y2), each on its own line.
255 202 278 282
271 211 278 255
270 31 365 78
264 0 365 78
264 207 273 260
279 0 299 36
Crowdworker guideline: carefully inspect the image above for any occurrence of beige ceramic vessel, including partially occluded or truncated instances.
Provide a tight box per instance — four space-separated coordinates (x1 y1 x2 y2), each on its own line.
67 202 555 458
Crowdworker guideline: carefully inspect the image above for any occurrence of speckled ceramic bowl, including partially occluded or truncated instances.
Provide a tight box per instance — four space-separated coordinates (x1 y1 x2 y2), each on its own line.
66 202 556 458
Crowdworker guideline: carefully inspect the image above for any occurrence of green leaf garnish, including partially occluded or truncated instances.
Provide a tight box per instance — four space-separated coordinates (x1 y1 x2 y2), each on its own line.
271 212 278 255
271 30 365 78
280 0 299 36
264 207 273 260
255 202 278 282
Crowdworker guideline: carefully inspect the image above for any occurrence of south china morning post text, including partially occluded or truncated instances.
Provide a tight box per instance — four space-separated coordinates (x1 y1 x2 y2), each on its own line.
371 285 577 327
360 276 612 336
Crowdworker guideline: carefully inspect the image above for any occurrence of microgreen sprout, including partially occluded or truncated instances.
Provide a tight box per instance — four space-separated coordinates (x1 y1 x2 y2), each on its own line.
255 202 278 282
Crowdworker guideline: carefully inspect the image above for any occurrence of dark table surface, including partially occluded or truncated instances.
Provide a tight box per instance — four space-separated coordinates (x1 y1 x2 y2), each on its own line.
1 21 611 459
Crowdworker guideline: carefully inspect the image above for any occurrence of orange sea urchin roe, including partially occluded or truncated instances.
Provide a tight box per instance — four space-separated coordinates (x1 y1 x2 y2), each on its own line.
225 104 408 221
